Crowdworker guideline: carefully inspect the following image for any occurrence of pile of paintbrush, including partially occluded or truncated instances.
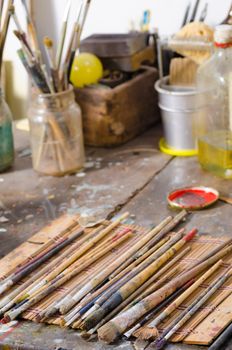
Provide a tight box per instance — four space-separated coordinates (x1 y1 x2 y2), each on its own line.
12 0 91 94
0 211 187 323
10 0 91 175
0 208 231 349
0 0 14 79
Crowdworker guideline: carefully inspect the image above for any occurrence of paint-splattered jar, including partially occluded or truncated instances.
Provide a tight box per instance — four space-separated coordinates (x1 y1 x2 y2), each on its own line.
0 89 14 172
28 86 85 176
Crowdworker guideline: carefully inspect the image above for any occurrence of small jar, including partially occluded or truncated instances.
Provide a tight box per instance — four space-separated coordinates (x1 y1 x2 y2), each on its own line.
0 89 14 172
28 86 85 176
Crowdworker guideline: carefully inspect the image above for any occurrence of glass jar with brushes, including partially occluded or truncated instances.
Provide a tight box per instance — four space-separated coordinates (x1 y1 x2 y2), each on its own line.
0 89 14 172
28 86 85 176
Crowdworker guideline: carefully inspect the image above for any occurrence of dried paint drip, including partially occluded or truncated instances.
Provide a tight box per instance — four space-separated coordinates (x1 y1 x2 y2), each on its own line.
168 186 219 210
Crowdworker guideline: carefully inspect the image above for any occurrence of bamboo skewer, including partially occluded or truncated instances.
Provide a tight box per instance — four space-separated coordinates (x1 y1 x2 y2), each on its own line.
83 229 197 332
97 244 232 344
154 267 232 350
134 260 223 340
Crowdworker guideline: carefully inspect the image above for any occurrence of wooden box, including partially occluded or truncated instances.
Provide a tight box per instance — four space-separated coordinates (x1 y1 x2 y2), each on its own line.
74 67 160 147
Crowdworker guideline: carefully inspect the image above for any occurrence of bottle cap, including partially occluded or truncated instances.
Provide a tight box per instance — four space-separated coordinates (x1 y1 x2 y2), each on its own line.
214 24 232 45
167 186 219 210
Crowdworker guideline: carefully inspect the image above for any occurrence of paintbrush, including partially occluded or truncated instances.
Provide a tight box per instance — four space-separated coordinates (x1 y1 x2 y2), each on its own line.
12 213 129 297
88 232 184 314
43 36 61 92
154 267 232 350
0 216 81 283
20 0 40 56
2 229 132 322
83 229 197 331
110 210 187 279
62 231 184 320
65 235 181 328
67 0 91 76
189 0 201 22
57 214 176 315
97 244 232 344
35 228 133 322
0 0 14 77
0 0 3 25
0 227 84 296
124 246 191 312
125 280 194 339
9 5 34 56
84 267 180 334
134 260 222 340
0 226 104 314
199 2 208 22
56 0 72 70
61 1 83 87
181 2 191 27
11 213 130 302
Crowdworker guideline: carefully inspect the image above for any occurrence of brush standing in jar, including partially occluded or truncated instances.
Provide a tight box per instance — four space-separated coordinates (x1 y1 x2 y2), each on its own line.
12 0 91 176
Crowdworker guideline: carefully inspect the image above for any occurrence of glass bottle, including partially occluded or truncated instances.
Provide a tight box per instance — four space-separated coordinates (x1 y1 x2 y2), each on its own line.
28 86 85 176
0 89 14 172
196 25 232 178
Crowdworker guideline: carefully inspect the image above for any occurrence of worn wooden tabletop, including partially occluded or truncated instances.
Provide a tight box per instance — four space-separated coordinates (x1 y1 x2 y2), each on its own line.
0 124 232 350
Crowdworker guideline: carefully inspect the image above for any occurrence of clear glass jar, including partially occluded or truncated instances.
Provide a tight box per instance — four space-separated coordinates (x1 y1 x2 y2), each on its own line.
196 25 232 178
0 89 14 172
28 86 85 176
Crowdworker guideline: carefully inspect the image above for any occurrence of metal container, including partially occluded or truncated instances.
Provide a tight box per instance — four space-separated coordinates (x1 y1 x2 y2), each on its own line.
155 76 208 152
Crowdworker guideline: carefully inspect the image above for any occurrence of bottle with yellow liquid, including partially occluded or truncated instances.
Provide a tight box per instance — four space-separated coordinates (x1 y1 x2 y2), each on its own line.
197 25 232 178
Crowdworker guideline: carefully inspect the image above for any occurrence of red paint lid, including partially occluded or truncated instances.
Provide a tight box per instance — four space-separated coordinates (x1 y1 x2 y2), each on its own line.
167 186 219 210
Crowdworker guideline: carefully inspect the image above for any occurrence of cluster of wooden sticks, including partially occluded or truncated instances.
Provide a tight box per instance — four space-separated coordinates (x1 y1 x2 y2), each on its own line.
10 0 91 94
0 210 232 349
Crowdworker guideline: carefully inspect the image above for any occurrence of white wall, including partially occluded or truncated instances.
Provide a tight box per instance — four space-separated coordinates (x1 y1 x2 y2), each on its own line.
4 0 232 119
34 0 232 44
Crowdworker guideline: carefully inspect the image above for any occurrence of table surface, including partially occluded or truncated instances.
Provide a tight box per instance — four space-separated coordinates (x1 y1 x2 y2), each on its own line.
1 124 232 350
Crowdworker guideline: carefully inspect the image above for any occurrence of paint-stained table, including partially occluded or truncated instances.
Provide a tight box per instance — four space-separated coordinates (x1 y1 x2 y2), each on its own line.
0 124 232 350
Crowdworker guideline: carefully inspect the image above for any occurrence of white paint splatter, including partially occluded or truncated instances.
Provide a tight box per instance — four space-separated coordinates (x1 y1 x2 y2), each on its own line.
0 216 9 223
76 172 86 177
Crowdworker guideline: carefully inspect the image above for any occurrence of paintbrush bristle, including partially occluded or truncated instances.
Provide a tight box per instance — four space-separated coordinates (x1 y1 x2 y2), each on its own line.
13 30 21 40
97 321 120 344
43 36 53 48
133 326 159 340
